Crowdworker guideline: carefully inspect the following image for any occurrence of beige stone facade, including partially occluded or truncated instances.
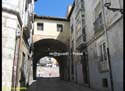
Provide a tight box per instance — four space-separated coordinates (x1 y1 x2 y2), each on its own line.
2 0 36 91
33 15 70 47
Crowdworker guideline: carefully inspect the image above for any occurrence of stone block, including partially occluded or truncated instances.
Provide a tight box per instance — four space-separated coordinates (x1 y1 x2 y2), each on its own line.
6 18 17 29
7 28 16 38
2 47 15 60
2 81 12 91
2 70 12 81
2 12 17 19
2 37 16 49
2 27 16 38
2 16 6 25
2 61 13 71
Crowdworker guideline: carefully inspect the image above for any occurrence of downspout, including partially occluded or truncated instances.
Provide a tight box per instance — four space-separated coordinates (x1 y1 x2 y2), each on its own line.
101 0 114 91
15 28 22 91
11 26 22 91
2 7 22 91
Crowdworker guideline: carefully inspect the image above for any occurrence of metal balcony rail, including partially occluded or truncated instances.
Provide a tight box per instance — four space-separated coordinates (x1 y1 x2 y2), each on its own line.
94 16 104 33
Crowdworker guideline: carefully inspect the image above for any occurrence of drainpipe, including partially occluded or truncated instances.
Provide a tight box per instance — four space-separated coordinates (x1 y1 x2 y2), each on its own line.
11 27 21 91
2 7 23 91
75 57 78 84
101 0 114 91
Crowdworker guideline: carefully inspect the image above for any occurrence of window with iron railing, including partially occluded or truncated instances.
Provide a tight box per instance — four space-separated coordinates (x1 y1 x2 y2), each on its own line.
23 30 30 47
81 0 84 9
71 25 73 33
94 12 104 33
82 28 86 41
99 42 107 62
97 42 109 72
102 78 108 88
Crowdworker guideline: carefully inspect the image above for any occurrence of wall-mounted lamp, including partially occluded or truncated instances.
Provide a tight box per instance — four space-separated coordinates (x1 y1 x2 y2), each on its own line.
104 0 124 14
16 31 21 38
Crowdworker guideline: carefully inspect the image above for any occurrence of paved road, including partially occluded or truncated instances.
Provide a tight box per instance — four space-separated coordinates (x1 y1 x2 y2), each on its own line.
26 78 97 91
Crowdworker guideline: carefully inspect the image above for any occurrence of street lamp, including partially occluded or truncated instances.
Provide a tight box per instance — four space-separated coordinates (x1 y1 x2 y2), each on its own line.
104 0 124 14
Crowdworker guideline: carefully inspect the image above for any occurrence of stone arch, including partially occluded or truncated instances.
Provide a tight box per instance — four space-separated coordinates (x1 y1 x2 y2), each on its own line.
32 39 70 80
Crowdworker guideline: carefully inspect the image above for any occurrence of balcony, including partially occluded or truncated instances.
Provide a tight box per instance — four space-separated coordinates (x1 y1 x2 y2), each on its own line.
97 59 109 73
76 35 86 50
23 26 30 47
93 16 104 34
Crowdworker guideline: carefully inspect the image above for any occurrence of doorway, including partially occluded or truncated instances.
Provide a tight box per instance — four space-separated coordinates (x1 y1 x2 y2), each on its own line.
81 51 89 84
36 56 60 78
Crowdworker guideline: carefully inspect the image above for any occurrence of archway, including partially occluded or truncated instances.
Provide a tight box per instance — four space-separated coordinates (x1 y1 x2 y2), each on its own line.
36 56 60 78
33 39 70 80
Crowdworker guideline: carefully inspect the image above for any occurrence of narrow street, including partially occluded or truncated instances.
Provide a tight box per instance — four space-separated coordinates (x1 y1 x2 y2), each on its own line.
2 0 123 91
26 78 96 91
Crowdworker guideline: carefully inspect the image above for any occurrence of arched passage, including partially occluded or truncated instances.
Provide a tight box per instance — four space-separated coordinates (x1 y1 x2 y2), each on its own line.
36 56 60 78
33 39 70 80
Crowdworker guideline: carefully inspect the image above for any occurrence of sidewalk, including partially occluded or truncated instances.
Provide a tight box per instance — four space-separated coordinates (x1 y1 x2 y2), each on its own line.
65 81 99 91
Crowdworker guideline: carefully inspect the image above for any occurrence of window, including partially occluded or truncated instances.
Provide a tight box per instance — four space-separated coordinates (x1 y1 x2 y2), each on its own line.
21 53 25 70
25 0 32 11
71 25 73 33
99 42 107 61
98 12 103 26
102 78 108 88
94 12 104 33
103 43 107 60
37 23 43 31
25 0 28 11
57 24 63 32
72 40 74 49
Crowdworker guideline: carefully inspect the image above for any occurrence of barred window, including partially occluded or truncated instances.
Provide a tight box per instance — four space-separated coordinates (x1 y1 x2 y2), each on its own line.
99 42 107 61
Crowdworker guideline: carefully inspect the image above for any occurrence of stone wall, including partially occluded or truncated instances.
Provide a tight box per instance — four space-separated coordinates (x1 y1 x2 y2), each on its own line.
2 11 19 91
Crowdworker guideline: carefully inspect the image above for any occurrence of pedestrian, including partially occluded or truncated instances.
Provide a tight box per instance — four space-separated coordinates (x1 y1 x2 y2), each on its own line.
49 73 51 77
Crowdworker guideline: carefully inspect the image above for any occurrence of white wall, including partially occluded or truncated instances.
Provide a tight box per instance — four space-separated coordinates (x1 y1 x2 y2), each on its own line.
33 19 70 45
2 12 18 91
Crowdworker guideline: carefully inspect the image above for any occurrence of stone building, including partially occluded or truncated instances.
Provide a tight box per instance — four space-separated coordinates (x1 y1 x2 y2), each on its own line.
68 0 123 91
2 0 123 91
33 14 70 80
2 0 37 90
84 0 123 91
68 0 89 86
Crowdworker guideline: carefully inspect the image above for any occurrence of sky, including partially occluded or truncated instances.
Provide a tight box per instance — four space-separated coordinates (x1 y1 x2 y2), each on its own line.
34 0 74 18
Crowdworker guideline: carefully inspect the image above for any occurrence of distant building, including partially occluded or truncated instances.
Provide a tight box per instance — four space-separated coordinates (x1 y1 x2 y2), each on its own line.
68 0 88 85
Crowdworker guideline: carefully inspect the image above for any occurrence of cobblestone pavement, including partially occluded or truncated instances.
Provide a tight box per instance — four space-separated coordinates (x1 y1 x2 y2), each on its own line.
26 78 98 91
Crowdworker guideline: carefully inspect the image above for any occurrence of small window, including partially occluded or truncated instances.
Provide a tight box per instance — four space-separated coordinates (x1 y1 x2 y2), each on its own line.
71 25 73 33
57 24 63 32
99 42 107 61
37 23 43 31
103 43 107 60
102 78 108 88
25 0 28 11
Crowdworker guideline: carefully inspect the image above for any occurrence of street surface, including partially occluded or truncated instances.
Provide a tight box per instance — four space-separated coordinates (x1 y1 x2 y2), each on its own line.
37 67 59 77
26 78 97 91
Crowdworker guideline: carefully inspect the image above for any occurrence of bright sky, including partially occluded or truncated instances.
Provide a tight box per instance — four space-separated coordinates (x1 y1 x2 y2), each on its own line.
34 0 74 18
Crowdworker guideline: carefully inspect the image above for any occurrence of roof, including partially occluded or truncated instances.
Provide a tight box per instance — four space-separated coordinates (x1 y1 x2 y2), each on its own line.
67 1 75 20
34 14 69 21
